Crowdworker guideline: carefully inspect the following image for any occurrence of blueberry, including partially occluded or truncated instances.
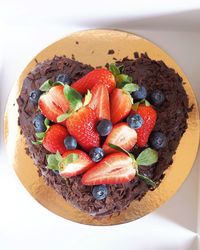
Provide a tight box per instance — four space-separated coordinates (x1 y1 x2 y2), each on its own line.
127 114 143 129
89 147 104 162
56 74 71 84
64 136 77 150
150 90 165 106
132 85 147 100
29 89 43 105
92 185 108 200
97 119 113 136
32 114 46 132
149 132 167 149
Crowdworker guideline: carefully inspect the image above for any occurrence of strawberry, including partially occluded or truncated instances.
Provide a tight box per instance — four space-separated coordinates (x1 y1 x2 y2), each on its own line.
66 106 100 151
89 83 110 120
110 88 132 124
60 150 94 177
39 85 69 124
71 68 116 95
43 124 68 154
131 104 157 147
82 152 136 185
102 123 137 154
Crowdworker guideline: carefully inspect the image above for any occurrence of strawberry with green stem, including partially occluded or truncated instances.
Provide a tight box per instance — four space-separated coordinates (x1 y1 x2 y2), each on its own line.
82 143 158 186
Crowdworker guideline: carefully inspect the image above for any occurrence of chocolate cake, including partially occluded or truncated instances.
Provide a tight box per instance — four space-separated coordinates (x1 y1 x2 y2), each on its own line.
17 53 189 217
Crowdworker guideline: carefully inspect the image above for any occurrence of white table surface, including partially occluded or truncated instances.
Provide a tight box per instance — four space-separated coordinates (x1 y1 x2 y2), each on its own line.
0 1 200 250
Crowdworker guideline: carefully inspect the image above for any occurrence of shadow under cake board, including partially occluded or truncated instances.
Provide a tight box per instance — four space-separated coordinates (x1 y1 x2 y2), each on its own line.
4 29 200 226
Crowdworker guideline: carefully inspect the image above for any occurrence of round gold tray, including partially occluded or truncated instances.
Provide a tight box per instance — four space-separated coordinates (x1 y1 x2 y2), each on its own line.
4 29 200 225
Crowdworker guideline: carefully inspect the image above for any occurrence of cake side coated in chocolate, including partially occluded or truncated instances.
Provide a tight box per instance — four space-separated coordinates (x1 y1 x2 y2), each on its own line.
17 54 189 217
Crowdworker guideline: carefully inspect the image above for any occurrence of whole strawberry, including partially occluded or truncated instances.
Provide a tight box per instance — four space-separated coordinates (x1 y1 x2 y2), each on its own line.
132 104 157 147
71 68 116 95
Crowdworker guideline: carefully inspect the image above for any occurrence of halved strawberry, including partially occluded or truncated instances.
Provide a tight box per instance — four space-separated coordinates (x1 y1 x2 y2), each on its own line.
102 123 137 154
89 83 110 120
66 106 100 151
110 88 132 124
71 68 116 95
60 150 94 177
82 152 136 185
43 124 68 154
38 85 70 124
131 104 157 147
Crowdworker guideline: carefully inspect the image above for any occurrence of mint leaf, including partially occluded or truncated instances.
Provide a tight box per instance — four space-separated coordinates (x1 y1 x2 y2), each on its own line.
35 132 45 140
109 63 120 76
137 173 156 187
39 80 53 92
64 85 82 111
136 148 158 166
57 113 70 123
122 83 139 93
108 143 136 162
83 90 92 106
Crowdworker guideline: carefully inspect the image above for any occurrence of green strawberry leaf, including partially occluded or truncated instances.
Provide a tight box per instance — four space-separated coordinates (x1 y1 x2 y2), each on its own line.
137 173 156 187
64 85 82 111
83 90 92 106
31 140 43 145
136 148 158 166
116 74 129 84
55 151 63 162
109 63 121 76
53 81 64 86
132 102 140 111
46 154 60 170
145 99 151 106
58 153 79 171
122 83 139 93
108 143 136 162
39 80 53 92
44 118 50 129
57 112 70 123
35 132 45 140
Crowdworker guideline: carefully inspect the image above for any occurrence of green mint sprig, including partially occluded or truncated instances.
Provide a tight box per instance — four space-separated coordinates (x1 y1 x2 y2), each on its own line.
108 143 157 187
46 151 79 171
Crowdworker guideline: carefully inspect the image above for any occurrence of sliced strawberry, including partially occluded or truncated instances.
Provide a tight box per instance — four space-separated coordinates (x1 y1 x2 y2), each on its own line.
131 104 157 147
43 124 68 154
66 106 100 151
60 150 94 177
71 68 116 95
110 88 132 124
82 152 136 185
89 83 110 120
38 85 69 124
102 123 137 154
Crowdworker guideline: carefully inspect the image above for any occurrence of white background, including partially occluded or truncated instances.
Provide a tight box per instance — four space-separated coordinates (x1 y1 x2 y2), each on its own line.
0 1 200 249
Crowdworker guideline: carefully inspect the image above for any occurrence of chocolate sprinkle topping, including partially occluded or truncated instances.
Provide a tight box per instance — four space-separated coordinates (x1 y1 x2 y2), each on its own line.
17 54 189 217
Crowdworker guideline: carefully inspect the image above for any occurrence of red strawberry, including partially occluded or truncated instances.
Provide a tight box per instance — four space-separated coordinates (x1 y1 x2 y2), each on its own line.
66 106 100 151
39 85 69 124
82 153 136 185
60 150 94 177
102 123 137 154
89 83 110 120
43 124 68 154
110 88 132 124
71 68 116 95
131 104 157 147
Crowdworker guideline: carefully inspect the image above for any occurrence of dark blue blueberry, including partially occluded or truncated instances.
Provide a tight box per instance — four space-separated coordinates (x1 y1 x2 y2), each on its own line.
92 185 108 200
56 74 71 85
127 114 143 129
89 147 104 163
150 90 165 106
32 114 46 132
29 89 43 105
64 136 77 150
132 85 147 100
97 119 113 136
149 132 167 149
